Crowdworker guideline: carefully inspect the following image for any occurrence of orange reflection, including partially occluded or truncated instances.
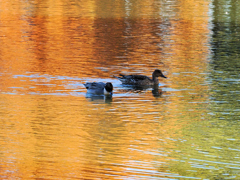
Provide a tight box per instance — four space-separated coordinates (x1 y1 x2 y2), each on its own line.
0 0 210 179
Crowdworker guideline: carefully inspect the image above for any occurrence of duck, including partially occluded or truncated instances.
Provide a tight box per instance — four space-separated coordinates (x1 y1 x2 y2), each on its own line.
114 69 167 85
83 82 113 95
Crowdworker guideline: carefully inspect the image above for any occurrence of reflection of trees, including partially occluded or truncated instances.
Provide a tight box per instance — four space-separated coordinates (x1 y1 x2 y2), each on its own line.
210 0 240 121
92 17 171 77
91 0 175 77
211 0 240 72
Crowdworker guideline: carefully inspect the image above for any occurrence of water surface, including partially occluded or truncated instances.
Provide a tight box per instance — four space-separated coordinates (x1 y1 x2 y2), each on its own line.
1 0 240 179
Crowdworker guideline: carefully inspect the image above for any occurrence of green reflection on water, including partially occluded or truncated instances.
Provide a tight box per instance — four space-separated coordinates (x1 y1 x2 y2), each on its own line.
167 117 240 179
210 0 240 121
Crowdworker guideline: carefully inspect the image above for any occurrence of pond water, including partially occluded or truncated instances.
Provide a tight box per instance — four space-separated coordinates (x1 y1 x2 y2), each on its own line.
0 0 240 179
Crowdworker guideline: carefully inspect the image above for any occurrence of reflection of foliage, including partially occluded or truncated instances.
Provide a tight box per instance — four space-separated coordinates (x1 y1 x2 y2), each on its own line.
211 0 240 72
210 0 240 121
209 73 240 121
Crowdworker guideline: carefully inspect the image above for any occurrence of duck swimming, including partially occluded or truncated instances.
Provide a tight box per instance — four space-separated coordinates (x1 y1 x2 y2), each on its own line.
83 82 113 95
114 69 167 86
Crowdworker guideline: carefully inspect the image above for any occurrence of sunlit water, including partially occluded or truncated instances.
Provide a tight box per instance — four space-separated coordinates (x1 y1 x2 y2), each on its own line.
1 0 240 179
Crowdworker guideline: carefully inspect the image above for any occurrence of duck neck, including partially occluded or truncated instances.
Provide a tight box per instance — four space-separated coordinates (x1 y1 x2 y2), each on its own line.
152 74 159 84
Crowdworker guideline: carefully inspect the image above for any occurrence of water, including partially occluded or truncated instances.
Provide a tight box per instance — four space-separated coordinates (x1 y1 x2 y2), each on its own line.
0 0 240 179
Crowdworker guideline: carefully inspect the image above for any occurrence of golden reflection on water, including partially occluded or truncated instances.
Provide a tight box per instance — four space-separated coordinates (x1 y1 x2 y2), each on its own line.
0 0 221 179
0 93 176 179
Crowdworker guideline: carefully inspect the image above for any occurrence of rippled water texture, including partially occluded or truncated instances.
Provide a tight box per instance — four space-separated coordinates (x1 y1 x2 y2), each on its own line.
1 0 240 179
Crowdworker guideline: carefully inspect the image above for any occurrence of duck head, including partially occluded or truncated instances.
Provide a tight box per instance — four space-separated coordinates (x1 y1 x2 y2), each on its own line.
105 82 113 94
153 69 167 78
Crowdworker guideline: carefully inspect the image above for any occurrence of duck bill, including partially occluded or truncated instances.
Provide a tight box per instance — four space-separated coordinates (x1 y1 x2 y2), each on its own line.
162 75 167 78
